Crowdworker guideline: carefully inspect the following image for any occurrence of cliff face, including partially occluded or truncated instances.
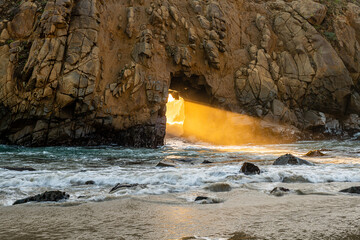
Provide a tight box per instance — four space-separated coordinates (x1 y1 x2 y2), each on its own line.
0 0 359 147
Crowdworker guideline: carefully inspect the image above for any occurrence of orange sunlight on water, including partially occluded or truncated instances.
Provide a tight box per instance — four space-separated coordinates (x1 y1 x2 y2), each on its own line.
166 94 283 145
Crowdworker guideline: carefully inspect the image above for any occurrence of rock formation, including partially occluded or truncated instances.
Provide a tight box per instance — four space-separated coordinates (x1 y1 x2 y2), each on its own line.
273 154 314 166
340 186 360 194
206 182 232 192
2 166 36 171
0 0 359 147
13 191 69 205
270 187 290 197
240 162 261 175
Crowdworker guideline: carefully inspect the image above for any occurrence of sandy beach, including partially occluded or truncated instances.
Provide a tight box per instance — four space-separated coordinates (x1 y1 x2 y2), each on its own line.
1 183 359 240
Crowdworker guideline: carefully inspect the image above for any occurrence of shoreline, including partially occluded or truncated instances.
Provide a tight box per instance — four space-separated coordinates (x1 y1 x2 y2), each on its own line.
1 183 360 240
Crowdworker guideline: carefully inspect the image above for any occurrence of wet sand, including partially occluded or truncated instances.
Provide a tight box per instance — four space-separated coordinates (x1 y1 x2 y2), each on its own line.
0 184 360 240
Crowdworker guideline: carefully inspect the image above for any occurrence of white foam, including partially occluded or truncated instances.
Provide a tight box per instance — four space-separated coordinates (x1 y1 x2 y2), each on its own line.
1 139 359 206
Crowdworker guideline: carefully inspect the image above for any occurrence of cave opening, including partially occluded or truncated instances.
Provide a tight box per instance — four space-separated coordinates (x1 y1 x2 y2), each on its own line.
165 72 280 145
166 72 213 139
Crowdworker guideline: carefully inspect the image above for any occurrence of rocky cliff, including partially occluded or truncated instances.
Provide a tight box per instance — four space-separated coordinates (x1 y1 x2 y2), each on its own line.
0 0 359 147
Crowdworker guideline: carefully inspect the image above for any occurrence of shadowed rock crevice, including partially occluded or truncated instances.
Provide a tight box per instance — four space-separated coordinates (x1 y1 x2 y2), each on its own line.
169 71 213 105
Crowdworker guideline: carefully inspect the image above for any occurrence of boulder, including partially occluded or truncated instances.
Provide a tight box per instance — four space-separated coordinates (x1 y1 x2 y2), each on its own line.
156 161 176 168
305 150 325 157
8 2 37 39
85 180 95 185
207 182 231 192
282 176 309 183
2 166 36 171
194 196 208 201
304 111 326 129
201 160 213 164
340 186 360 194
343 114 360 132
13 191 69 205
270 187 290 197
292 0 327 25
240 162 260 175
273 154 314 166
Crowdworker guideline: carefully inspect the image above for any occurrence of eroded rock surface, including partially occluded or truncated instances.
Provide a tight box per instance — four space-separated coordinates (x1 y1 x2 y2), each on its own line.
270 187 290 197
207 182 232 192
340 186 360 194
0 0 359 147
274 154 314 166
13 191 69 205
2 166 36 171
240 162 261 175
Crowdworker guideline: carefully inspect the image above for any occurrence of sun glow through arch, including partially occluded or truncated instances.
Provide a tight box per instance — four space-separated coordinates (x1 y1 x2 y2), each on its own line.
166 93 289 145
166 93 185 136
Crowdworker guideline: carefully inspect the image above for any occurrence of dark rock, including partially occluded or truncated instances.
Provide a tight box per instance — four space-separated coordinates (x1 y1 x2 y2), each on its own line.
270 187 290 197
85 180 95 185
178 237 199 240
305 150 325 157
156 161 176 167
240 162 260 175
282 176 309 183
2 166 36 171
13 191 69 205
109 183 147 193
273 154 314 166
207 182 232 192
194 196 223 204
340 186 360 194
194 196 209 201
202 160 213 164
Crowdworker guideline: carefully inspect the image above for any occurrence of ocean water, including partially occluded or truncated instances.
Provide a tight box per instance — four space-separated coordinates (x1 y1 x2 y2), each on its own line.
0 137 359 206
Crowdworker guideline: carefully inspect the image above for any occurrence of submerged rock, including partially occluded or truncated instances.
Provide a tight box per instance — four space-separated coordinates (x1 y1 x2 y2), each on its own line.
194 196 223 204
194 196 208 201
13 191 69 205
305 150 325 157
207 182 232 192
340 186 360 194
85 180 95 185
2 166 36 171
201 160 213 164
273 154 314 166
270 187 290 197
156 161 176 168
228 231 257 240
240 162 260 175
109 183 147 193
282 175 309 183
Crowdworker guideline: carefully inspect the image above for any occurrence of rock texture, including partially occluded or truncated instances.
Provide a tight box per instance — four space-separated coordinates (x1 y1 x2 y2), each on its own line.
273 154 314 166
305 150 325 157
2 166 36 171
340 186 360 194
0 0 359 147
270 187 290 197
207 182 232 192
240 162 261 175
13 191 69 205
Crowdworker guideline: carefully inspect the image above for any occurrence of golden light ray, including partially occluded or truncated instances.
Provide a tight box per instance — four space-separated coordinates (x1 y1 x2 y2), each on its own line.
166 93 286 145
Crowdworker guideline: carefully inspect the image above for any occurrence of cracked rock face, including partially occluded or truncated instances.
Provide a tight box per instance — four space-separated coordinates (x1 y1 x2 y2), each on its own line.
0 0 359 147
